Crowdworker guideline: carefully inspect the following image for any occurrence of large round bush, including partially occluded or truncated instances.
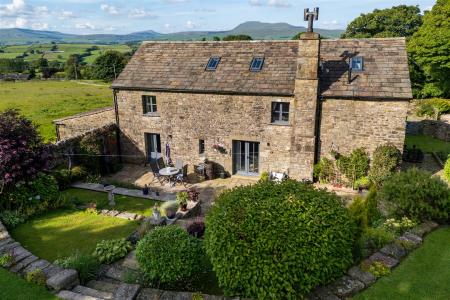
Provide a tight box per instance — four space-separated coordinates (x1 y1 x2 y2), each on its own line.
204 180 355 299
136 226 204 285
377 168 450 223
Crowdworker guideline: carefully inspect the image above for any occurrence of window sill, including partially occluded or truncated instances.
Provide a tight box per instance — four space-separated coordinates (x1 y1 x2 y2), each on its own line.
268 122 291 127
143 113 160 118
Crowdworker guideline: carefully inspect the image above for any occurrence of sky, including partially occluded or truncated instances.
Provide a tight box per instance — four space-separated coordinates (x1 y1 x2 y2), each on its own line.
0 0 436 35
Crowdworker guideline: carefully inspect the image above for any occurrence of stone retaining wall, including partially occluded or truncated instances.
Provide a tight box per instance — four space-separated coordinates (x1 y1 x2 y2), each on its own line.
0 221 79 292
406 120 450 142
308 221 439 299
54 107 115 141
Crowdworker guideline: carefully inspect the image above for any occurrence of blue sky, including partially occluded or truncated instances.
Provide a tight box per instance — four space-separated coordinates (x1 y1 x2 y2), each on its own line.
0 0 436 34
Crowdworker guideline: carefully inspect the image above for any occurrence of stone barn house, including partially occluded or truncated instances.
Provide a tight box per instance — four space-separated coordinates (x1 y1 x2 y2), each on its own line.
103 33 411 180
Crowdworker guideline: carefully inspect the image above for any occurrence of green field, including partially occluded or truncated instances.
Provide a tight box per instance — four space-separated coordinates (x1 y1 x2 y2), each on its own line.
0 43 131 63
0 268 58 300
0 80 112 141
355 227 450 299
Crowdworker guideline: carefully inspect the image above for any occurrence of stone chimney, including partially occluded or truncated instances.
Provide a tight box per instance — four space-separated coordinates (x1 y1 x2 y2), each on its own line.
289 31 321 180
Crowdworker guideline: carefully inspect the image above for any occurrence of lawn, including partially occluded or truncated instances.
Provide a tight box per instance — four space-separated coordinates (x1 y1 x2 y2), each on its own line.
405 134 450 154
354 227 450 300
0 267 58 300
0 80 112 141
10 209 138 262
61 188 160 216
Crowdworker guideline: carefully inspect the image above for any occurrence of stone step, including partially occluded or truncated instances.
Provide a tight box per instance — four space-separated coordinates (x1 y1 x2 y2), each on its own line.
73 285 114 300
86 280 120 294
57 290 103 300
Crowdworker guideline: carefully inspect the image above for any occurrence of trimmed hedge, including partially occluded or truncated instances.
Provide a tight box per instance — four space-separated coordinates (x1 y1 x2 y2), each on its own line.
136 226 204 285
377 168 450 223
204 180 355 299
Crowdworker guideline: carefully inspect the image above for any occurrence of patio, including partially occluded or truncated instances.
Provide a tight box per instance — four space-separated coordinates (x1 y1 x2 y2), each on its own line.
104 164 258 214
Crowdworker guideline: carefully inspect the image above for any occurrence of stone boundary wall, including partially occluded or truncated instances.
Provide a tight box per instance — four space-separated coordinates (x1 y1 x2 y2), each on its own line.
54 107 115 141
406 120 450 142
308 221 439 299
0 221 79 292
49 124 118 169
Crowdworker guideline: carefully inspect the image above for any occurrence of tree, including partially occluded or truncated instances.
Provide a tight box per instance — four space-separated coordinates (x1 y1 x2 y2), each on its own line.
408 0 450 98
0 110 51 189
341 5 422 38
213 36 221 41
222 34 252 41
65 54 81 79
91 50 127 81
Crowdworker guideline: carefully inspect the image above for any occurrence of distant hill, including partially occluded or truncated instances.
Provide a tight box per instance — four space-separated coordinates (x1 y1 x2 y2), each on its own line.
0 22 343 45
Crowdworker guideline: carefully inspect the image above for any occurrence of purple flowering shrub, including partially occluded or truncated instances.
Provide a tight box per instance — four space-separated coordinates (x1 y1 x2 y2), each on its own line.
0 109 51 188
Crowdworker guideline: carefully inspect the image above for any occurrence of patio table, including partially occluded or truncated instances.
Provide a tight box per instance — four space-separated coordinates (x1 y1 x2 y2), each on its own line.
159 167 180 186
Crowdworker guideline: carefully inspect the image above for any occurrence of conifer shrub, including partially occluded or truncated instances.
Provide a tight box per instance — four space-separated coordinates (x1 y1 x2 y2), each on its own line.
204 180 355 299
377 168 450 223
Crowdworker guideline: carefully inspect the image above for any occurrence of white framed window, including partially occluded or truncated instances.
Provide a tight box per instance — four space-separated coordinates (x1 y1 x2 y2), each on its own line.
351 56 364 71
142 95 157 114
271 102 290 124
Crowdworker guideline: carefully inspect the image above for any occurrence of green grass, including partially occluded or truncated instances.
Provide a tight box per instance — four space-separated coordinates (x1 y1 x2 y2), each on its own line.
0 267 58 300
11 209 138 262
61 188 160 216
0 80 112 141
405 135 450 154
0 43 131 63
354 227 450 300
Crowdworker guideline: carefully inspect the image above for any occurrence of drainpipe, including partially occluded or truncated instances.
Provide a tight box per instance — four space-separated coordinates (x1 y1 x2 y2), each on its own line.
113 89 122 163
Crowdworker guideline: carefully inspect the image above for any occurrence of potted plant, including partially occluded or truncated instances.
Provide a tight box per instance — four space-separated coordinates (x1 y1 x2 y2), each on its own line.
177 191 189 211
188 187 200 202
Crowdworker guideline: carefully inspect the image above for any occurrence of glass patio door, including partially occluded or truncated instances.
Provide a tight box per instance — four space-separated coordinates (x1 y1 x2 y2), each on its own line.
145 133 161 162
232 140 259 175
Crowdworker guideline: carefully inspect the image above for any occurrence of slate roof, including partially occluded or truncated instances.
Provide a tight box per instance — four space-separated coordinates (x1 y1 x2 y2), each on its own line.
112 38 412 100
320 38 412 99
112 41 298 96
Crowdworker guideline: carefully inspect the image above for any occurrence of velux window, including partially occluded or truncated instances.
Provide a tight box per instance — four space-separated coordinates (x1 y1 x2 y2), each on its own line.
206 57 220 71
351 56 364 71
142 95 157 114
271 102 290 124
250 57 264 71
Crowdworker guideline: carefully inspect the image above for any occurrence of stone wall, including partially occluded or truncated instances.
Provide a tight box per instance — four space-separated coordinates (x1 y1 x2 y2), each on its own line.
54 107 115 141
319 99 409 157
406 120 450 142
116 90 299 177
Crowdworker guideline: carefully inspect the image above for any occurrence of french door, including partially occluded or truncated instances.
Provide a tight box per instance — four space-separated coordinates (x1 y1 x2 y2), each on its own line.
232 140 260 175
145 133 161 163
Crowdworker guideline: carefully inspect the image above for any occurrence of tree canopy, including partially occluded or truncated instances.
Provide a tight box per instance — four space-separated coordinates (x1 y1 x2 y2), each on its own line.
341 5 423 38
408 0 450 98
222 34 252 41
91 50 127 81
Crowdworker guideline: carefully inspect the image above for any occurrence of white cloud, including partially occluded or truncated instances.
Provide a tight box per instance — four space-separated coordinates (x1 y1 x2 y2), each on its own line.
185 20 197 29
31 22 49 30
75 22 96 30
129 8 157 18
101 4 119 15
164 23 171 29
0 0 26 17
0 16 27 28
58 10 77 20
249 0 291 8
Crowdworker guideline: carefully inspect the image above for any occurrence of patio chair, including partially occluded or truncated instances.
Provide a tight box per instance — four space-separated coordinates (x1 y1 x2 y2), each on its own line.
150 161 166 185
175 159 184 171
174 165 188 187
